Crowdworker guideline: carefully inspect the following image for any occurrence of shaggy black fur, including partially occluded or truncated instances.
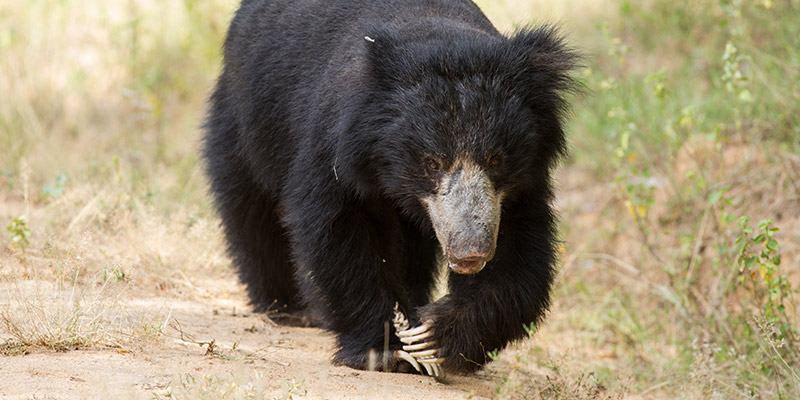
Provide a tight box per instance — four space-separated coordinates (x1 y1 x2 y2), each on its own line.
204 0 580 373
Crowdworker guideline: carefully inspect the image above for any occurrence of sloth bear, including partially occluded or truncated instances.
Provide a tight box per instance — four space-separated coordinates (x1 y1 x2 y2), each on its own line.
204 0 580 376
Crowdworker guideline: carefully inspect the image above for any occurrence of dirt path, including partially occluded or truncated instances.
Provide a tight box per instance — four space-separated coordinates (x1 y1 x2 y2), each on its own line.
0 274 497 399
0 168 619 399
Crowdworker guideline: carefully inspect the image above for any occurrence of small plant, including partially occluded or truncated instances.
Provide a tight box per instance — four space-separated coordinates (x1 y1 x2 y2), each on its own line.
736 217 795 338
102 265 127 282
645 68 669 100
40 173 67 200
6 215 30 252
523 321 538 337
284 378 308 398
721 42 752 103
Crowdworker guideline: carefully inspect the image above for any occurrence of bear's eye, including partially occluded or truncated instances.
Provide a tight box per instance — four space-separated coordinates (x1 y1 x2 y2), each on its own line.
426 159 440 172
487 154 500 168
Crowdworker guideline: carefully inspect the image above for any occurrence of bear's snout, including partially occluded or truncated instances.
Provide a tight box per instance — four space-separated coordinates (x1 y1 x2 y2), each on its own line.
445 223 496 274
422 159 503 274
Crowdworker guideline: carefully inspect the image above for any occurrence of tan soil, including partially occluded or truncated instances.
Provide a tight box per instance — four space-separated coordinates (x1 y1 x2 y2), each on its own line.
0 276 497 399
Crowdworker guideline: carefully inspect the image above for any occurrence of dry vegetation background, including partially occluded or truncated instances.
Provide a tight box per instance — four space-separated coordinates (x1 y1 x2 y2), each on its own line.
1 0 799 399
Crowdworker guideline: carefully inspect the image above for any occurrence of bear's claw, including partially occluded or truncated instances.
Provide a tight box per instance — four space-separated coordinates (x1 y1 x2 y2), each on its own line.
394 349 422 372
392 304 445 380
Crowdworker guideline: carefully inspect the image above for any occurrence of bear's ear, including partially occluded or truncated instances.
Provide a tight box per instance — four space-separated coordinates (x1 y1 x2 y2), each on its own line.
505 26 584 161
506 25 583 108
363 27 408 87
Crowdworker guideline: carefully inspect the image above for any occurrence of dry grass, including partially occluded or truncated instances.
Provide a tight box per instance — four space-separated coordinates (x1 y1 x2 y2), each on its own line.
1 278 127 353
154 369 308 400
0 0 234 354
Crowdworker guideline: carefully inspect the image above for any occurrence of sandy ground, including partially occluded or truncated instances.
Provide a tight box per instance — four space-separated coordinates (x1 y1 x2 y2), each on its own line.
0 167 634 400
0 276 498 399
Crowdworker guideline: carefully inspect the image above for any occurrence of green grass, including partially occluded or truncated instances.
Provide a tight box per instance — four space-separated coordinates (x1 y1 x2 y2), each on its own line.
504 0 800 398
1 0 798 398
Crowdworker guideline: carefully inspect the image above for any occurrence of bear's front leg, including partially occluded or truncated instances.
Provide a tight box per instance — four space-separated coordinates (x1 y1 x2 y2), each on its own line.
411 195 558 374
283 181 414 372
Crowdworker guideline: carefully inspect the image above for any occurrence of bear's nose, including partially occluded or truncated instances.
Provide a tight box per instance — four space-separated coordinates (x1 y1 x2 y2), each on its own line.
447 227 495 263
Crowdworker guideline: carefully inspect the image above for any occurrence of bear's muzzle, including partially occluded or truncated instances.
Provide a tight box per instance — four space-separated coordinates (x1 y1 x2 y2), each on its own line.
422 159 502 274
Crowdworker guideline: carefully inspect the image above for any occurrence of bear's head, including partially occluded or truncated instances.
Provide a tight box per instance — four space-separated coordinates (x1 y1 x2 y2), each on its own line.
336 26 581 274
